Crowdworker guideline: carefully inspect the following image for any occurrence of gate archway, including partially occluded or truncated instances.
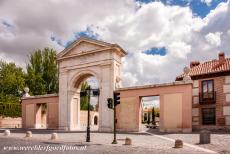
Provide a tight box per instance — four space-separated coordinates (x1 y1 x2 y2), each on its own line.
57 37 126 131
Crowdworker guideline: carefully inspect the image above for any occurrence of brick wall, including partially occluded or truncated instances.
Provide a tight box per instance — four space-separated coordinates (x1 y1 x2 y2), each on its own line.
192 76 226 129
214 77 225 126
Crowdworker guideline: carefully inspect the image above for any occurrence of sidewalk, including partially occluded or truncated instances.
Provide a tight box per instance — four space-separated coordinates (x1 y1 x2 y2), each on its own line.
0 129 218 154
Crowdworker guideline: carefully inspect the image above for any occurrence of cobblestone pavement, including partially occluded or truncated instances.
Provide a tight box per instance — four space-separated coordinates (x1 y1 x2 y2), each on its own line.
156 132 230 154
0 137 208 154
0 129 224 154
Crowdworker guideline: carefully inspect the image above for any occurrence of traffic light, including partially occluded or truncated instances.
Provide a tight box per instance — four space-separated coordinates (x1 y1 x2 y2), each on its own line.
92 89 100 96
113 92 120 106
107 98 113 109
80 91 87 97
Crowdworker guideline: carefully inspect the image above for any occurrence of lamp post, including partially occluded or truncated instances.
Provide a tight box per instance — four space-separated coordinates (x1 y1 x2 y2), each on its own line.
81 88 100 142
86 88 90 142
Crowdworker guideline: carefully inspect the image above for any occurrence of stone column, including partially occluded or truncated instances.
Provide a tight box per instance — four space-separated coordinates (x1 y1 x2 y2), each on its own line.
99 63 115 132
58 70 69 130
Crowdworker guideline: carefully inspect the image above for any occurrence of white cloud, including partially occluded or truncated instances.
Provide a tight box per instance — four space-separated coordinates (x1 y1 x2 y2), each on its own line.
205 32 222 46
201 0 212 6
0 0 230 87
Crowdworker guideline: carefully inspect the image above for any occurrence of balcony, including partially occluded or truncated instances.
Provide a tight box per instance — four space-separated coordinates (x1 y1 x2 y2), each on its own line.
199 91 216 104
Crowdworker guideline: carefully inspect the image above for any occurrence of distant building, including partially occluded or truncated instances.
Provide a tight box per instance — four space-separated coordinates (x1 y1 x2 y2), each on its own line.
176 52 230 130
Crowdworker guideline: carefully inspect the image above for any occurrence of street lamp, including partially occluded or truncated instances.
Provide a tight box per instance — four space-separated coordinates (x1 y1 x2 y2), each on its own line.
80 88 100 142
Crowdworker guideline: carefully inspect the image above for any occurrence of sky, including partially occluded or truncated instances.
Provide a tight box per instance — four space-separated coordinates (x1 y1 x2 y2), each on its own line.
142 96 160 108
0 0 230 87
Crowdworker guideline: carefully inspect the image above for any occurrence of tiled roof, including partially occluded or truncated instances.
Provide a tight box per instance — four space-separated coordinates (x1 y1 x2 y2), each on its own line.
176 58 230 80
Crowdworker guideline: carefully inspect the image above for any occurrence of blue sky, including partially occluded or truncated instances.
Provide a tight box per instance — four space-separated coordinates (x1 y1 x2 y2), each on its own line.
143 47 167 56
60 0 227 57
1 0 229 86
137 0 228 18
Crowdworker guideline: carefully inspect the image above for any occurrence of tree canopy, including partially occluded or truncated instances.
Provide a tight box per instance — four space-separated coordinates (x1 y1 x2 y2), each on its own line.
0 47 58 117
80 82 94 111
0 61 25 117
26 48 58 95
0 61 25 96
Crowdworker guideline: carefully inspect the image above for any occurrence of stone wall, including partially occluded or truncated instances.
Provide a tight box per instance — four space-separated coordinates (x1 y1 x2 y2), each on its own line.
21 94 59 129
117 81 193 132
80 111 99 127
0 116 22 128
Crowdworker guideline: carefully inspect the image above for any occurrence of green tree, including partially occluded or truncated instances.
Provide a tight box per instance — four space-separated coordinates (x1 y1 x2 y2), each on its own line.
0 61 25 96
0 61 24 117
26 48 58 95
80 82 94 111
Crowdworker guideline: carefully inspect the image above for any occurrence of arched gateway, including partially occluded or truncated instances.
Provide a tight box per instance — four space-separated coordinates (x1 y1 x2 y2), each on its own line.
56 37 127 131
21 37 193 133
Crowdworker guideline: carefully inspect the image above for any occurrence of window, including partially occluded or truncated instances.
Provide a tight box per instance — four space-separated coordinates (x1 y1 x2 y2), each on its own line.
202 108 216 125
202 80 214 99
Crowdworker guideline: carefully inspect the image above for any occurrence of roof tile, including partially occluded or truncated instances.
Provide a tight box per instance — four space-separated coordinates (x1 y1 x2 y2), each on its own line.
176 58 230 80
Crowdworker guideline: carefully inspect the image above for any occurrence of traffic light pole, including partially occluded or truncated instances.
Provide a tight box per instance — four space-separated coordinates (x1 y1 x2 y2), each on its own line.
107 92 120 144
112 105 117 144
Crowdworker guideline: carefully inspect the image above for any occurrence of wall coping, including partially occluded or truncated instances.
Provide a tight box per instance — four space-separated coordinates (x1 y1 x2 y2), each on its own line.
21 93 58 100
117 81 193 91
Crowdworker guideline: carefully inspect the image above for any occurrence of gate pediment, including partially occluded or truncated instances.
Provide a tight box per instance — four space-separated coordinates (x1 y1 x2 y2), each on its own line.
57 37 127 60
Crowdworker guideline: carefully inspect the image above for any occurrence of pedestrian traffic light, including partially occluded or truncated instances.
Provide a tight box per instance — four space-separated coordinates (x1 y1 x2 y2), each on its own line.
107 98 113 109
113 92 120 106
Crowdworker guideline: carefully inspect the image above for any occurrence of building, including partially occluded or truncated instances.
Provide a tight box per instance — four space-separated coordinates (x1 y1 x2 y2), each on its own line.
176 52 230 130
142 107 160 124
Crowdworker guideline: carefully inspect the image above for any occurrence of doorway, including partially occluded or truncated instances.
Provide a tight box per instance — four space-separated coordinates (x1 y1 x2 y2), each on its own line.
141 96 160 132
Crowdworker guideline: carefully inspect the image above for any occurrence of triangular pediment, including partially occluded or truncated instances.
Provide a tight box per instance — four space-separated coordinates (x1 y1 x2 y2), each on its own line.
57 37 113 59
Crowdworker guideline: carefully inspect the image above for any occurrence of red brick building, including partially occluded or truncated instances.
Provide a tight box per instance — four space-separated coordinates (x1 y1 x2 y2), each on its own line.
176 52 230 130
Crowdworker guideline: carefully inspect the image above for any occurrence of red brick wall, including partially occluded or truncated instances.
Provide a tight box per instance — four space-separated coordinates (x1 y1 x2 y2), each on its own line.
214 77 225 125
194 76 225 127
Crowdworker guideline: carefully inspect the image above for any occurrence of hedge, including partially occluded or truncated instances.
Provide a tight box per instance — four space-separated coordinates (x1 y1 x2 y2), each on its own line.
0 93 21 117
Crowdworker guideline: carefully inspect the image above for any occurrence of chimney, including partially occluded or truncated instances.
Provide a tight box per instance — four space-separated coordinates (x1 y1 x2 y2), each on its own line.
219 52 225 64
190 61 200 68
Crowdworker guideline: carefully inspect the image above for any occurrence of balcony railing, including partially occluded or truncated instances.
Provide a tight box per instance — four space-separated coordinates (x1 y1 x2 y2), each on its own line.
199 91 216 104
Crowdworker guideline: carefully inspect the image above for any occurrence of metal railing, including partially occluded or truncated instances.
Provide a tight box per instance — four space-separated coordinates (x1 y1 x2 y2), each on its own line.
199 91 216 104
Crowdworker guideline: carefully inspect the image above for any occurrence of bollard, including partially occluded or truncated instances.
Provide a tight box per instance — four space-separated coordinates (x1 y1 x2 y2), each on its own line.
125 137 132 145
4 130 10 136
200 130 210 144
51 133 58 140
25 131 32 138
174 139 183 148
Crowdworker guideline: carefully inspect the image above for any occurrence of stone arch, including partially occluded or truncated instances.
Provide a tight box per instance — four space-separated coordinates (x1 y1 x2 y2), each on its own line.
68 70 100 130
57 37 126 131
69 69 101 92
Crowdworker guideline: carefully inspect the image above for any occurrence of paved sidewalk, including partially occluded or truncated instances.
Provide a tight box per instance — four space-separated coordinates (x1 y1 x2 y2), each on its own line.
0 129 219 154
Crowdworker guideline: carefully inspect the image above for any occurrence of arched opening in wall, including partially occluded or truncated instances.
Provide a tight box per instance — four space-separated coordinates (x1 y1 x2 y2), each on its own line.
77 76 99 131
94 116 98 125
141 96 160 132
